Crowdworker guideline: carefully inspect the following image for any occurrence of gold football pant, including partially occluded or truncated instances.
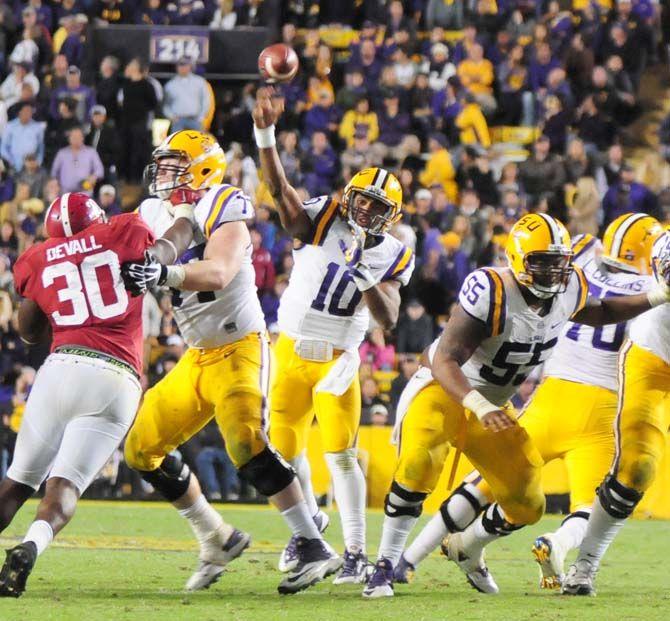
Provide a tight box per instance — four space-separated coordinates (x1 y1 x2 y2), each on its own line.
612 341 670 492
270 333 361 460
125 333 271 471
395 381 545 526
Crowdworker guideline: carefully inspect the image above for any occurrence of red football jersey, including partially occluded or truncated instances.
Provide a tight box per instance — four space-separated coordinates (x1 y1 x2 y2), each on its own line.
13 213 155 374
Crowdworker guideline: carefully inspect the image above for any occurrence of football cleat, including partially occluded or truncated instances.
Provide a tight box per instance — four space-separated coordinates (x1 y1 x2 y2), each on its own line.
185 527 251 591
278 510 330 573
393 554 416 584
532 534 566 589
561 559 597 596
277 537 342 595
441 533 499 594
0 542 37 598
362 557 394 598
333 548 371 584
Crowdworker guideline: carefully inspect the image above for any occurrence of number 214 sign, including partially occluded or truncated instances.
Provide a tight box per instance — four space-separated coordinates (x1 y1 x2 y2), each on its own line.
150 30 209 64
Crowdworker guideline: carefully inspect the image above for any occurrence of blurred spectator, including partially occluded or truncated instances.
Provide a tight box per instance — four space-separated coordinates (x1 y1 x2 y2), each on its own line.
163 57 209 131
260 274 287 326
457 43 496 115
58 14 88 67
359 328 396 371
46 96 79 160
301 131 338 197
194 420 239 501
454 92 491 148
0 61 40 109
278 130 302 187
372 91 411 163
92 0 134 24
49 65 95 123
210 0 236 29
602 164 659 227
341 130 377 176
396 299 434 354
519 135 565 204
119 58 157 183
303 88 339 141
97 184 121 216
497 43 532 126
369 403 390 427
42 54 68 95
425 0 463 30
339 96 378 148
96 56 121 121
86 104 120 183
335 68 367 111
51 126 104 194
419 133 457 203
16 154 48 199
425 43 455 92
567 176 600 237
7 82 45 122
250 227 275 296
360 377 385 425
388 354 419 419
0 103 44 172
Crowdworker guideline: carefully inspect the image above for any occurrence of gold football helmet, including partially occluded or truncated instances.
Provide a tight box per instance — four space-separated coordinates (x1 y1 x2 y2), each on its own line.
506 213 573 298
144 130 226 198
342 167 402 235
601 213 663 275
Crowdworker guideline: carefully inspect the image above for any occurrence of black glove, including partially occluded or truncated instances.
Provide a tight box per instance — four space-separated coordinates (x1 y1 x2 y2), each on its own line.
121 251 167 297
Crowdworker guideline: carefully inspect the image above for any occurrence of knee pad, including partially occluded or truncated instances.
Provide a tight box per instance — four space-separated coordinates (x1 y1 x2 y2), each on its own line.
140 452 191 502
481 503 525 536
238 446 295 497
384 480 427 518
597 473 643 519
439 483 487 533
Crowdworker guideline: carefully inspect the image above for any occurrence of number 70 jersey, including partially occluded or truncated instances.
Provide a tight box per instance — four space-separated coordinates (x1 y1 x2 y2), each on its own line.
278 196 414 351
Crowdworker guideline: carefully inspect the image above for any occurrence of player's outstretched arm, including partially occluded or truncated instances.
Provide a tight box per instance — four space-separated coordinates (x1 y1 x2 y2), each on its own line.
431 305 515 432
362 280 401 330
148 189 200 264
252 87 312 241
177 221 248 291
573 290 661 327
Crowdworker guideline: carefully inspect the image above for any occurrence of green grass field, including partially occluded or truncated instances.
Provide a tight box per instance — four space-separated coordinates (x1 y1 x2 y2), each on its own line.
0 501 668 621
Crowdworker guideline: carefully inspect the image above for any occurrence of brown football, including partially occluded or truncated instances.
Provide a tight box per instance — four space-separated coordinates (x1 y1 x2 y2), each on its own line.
258 43 299 83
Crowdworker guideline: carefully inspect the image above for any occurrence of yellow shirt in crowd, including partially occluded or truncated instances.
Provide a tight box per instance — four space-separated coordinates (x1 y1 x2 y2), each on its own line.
457 59 494 96
338 110 379 147
455 103 491 148
419 148 458 203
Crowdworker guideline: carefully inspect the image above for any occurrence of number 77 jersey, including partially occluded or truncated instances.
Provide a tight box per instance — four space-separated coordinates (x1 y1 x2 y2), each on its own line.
13 213 155 374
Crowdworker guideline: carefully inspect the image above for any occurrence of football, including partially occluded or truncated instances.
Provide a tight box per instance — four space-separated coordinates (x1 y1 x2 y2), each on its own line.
258 43 299 83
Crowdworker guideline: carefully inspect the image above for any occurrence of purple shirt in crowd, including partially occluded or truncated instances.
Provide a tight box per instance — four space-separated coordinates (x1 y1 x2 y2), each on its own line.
51 146 104 193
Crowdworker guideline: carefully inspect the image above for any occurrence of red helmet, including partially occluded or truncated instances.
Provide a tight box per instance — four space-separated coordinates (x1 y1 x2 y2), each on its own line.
44 192 106 238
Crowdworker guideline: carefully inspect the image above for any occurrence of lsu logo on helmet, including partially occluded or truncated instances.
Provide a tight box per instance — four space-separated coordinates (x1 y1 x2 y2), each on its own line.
601 213 662 275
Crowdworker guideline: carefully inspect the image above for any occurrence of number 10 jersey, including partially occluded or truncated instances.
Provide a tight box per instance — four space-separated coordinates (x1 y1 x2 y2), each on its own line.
277 195 414 351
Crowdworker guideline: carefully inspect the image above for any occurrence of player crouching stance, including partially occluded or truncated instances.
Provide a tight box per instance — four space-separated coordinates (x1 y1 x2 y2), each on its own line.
121 130 341 595
363 213 670 598
562 230 670 595
0 194 172 597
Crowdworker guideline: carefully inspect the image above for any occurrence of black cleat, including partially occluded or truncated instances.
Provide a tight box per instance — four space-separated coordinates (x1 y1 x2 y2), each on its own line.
0 542 37 598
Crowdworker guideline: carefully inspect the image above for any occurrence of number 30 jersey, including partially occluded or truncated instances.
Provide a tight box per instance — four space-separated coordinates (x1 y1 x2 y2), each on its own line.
13 213 154 374
544 235 653 391
430 263 588 406
278 195 414 351
138 184 265 349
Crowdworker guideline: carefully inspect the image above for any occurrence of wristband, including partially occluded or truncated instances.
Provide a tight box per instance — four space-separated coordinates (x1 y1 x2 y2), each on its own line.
164 264 186 289
172 204 195 224
254 124 276 149
647 284 669 307
462 389 499 421
155 238 178 264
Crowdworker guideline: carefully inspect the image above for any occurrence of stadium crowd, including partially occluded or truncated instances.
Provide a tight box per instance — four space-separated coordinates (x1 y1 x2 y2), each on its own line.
0 0 669 499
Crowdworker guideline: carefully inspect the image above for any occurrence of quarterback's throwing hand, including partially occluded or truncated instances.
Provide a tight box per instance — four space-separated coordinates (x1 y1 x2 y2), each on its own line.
121 252 167 297
252 87 284 129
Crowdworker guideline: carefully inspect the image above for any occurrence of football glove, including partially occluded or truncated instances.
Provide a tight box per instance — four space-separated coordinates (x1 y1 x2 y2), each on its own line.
122 252 167 297
338 222 376 291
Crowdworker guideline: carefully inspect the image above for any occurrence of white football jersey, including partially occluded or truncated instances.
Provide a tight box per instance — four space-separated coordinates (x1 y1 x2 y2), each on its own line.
138 184 265 349
544 235 653 391
429 264 588 406
278 195 414 351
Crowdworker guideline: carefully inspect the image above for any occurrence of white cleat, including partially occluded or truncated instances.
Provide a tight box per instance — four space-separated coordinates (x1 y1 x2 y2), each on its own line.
277 537 342 595
278 510 330 573
333 549 371 585
362 558 394 598
561 559 597 596
185 527 251 591
441 533 499 594
532 534 566 590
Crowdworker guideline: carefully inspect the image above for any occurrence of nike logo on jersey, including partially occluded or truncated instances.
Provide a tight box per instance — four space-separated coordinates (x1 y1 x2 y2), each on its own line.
550 322 562 329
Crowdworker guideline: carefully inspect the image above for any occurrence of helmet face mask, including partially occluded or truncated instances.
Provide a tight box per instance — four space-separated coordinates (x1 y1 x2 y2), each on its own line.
144 152 192 199
347 190 397 235
522 251 573 298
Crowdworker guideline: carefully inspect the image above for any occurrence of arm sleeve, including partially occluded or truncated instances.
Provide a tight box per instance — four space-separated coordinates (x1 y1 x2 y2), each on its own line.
458 268 506 337
12 255 31 298
119 214 156 261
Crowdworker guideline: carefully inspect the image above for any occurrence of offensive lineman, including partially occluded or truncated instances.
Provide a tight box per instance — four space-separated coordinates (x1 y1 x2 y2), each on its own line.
0 193 175 596
362 213 670 598
121 130 341 595
392 213 662 592
562 229 670 595
253 88 414 583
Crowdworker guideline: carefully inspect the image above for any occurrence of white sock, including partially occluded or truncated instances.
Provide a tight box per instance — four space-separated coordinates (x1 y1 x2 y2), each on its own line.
552 510 590 552
290 452 320 518
576 497 626 571
24 520 53 556
460 510 501 558
325 449 366 553
281 500 322 540
178 494 230 545
378 513 419 566
404 512 447 566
